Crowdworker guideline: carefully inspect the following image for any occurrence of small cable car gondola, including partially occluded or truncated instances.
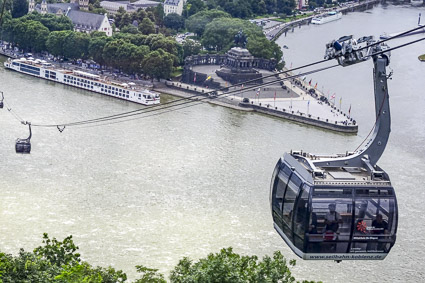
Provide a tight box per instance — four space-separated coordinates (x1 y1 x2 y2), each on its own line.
0 91 4 109
270 36 397 261
16 122 32 154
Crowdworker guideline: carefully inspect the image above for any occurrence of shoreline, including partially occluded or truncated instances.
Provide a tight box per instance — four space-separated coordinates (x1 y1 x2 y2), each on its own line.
155 80 358 134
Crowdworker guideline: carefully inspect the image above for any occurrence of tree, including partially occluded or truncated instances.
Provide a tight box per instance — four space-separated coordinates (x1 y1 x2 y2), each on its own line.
88 35 110 67
25 20 50 52
185 9 230 37
11 0 28 18
224 0 252 19
201 17 263 52
246 34 282 62
138 17 155 35
182 39 202 58
63 31 90 60
183 0 206 18
0 235 314 283
47 30 72 57
33 233 81 267
152 3 164 26
55 262 127 283
121 24 140 34
142 49 174 80
170 247 298 283
163 13 185 31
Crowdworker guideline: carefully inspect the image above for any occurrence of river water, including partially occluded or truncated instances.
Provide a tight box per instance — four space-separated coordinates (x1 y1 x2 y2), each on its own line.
1 4 424 282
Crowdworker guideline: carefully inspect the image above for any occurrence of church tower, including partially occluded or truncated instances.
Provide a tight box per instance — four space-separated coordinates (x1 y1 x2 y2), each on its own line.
79 0 89 11
41 0 48 14
28 0 35 13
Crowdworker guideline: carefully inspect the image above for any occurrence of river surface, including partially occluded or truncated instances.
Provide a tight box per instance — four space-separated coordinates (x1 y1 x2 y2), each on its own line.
1 4 425 282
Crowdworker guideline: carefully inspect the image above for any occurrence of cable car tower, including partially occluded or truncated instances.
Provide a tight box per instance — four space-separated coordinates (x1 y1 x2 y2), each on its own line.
270 35 397 261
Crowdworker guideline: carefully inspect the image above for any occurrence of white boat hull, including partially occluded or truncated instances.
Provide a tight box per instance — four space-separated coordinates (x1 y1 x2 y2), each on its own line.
4 59 160 106
311 12 342 25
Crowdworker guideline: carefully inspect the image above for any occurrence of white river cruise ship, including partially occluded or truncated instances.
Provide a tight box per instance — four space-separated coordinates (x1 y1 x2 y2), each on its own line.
311 11 342 25
4 58 160 105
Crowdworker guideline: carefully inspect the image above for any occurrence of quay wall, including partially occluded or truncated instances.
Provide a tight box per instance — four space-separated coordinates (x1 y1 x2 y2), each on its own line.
163 81 358 134
239 102 358 133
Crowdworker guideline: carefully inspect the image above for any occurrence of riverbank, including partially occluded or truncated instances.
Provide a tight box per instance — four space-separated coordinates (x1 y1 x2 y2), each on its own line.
155 77 358 134
264 0 382 41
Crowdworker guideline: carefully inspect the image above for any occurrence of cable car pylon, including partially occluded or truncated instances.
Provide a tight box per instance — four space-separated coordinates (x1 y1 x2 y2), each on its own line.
270 35 397 261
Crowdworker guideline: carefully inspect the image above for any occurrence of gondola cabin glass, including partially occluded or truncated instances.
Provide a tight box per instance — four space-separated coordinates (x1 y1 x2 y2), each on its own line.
270 155 398 261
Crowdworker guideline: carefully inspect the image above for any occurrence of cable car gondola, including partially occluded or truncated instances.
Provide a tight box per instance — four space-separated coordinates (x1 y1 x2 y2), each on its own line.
270 36 397 261
16 122 32 154
0 91 4 109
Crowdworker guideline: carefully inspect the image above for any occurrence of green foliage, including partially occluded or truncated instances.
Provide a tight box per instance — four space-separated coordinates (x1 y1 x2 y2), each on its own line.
246 34 283 62
55 262 127 283
46 30 71 57
33 233 81 267
142 48 174 80
0 249 60 282
88 34 110 66
0 235 314 283
138 17 155 35
207 0 295 18
163 13 185 31
201 17 258 52
3 18 49 52
24 12 74 31
11 0 28 18
169 247 297 283
185 9 230 37
134 265 166 283
183 0 206 18
200 17 282 61
121 24 141 34
182 39 202 58
62 31 91 60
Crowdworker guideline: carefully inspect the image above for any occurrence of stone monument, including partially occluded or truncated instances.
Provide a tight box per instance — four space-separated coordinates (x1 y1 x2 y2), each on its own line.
215 30 263 84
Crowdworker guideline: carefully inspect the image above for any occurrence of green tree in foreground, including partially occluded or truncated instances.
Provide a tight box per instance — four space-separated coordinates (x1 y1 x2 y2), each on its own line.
0 235 316 282
170 247 298 283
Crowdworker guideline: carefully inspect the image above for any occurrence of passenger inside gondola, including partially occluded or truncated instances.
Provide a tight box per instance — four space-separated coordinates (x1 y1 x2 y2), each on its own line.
324 203 342 233
372 214 388 235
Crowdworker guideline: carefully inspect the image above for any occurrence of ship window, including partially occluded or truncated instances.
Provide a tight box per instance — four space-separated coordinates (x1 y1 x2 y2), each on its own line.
139 94 141 97
126 95 129 98
101 88 103 91
119 89 122 92
127 91 129 94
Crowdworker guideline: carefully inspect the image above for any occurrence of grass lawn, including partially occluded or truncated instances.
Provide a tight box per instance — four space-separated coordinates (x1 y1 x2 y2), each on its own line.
171 67 183 78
